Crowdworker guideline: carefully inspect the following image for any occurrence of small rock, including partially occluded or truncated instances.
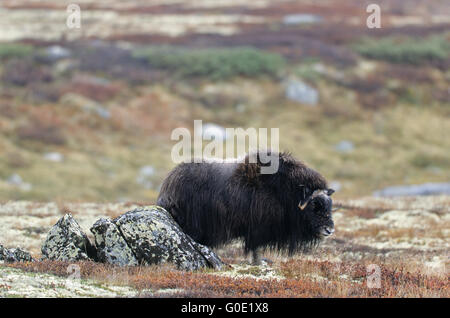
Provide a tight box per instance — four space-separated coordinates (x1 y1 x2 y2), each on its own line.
136 165 156 189
45 45 71 61
0 244 34 263
139 166 155 177
200 123 228 141
373 183 450 197
35 46 72 64
41 214 97 261
285 79 319 105
7 173 23 186
329 181 342 192
43 152 64 162
95 106 111 119
334 140 354 153
283 14 322 25
6 174 32 191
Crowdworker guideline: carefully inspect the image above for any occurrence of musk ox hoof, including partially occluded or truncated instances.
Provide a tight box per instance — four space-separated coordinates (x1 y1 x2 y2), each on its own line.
250 258 272 266
261 258 274 265
42 206 225 271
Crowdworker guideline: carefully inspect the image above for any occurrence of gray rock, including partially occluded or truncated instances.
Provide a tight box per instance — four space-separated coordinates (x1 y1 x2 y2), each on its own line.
334 140 354 153
45 45 71 61
329 180 342 192
43 152 64 162
112 206 225 270
139 165 155 177
7 173 23 186
6 174 32 191
285 79 319 105
200 123 228 141
0 244 34 263
41 214 97 261
90 218 138 266
42 207 225 271
136 165 156 190
373 183 450 197
189 241 224 270
282 14 322 25
94 106 111 119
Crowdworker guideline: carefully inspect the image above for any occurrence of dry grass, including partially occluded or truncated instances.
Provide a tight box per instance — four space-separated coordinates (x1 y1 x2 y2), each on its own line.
5 257 448 298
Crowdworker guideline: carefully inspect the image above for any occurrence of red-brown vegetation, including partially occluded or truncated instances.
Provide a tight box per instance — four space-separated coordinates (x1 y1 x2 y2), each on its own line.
6 257 448 298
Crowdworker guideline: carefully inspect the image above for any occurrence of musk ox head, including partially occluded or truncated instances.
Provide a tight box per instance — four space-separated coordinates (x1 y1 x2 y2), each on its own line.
237 151 336 249
298 188 335 238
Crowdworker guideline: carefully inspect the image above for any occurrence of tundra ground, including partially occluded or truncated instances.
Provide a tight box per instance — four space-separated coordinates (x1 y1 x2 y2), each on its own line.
1 196 448 297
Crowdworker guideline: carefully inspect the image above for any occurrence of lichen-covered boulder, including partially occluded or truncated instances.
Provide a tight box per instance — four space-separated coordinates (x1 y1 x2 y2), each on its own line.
90 218 138 266
41 214 96 261
41 207 225 271
0 244 34 263
94 206 225 270
189 241 225 269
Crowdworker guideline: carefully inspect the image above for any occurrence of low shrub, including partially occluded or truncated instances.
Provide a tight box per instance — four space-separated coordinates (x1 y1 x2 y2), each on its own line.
352 34 449 65
16 109 66 145
0 43 33 59
16 123 66 145
132 46 285 80
7 259 449 297
62 77 122 102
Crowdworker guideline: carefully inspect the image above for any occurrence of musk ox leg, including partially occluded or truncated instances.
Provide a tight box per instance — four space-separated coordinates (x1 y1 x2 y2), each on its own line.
251 250 273 265
252 249 262 265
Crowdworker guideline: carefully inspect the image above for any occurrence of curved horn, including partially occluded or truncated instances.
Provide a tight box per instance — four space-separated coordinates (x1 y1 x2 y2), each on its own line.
298 200 309 210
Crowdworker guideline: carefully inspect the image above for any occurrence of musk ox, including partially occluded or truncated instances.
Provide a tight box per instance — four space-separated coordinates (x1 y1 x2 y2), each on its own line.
157 151 335 264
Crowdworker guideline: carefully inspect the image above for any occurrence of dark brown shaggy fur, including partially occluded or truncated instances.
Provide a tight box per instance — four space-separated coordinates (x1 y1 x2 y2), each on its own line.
157 151 335 260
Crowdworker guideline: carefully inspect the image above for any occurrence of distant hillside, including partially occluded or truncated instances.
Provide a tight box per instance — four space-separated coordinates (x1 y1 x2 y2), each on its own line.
0 0 449 202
